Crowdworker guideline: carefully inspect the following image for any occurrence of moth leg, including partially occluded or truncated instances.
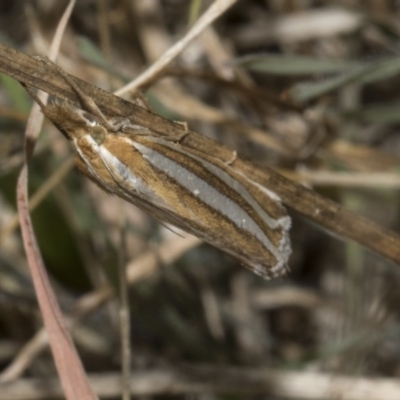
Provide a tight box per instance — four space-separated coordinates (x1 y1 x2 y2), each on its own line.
131 92 152 111
175 120 188 133
225 150 238 166
34 56 117 132
108 117 131 131
121 118 189 142
121 123 154 135
165 120 189 143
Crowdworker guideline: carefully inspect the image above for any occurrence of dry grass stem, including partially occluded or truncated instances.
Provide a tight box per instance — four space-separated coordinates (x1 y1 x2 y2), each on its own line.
0 157 75 242
115 0 238 95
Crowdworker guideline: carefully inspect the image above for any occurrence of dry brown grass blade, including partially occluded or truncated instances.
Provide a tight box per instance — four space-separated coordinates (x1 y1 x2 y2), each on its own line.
17 171 96 400
13 1 97 399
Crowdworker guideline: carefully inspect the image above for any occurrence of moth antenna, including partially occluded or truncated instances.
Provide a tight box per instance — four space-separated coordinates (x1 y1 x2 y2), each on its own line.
21 83 47 112
35 56 116 132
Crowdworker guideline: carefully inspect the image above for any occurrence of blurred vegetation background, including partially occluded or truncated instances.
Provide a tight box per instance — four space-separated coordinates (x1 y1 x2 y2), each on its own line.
2 0 400 398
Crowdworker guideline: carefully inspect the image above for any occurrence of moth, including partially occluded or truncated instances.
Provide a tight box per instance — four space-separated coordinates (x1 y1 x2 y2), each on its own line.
26 65 291 279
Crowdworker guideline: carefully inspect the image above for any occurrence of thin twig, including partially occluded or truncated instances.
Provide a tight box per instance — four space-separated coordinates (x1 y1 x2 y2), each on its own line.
0 156 75 242
118 220 131 400
115 0 239 95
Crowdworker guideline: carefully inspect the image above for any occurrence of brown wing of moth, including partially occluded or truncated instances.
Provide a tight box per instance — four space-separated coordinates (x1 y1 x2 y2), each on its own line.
24 59 291 279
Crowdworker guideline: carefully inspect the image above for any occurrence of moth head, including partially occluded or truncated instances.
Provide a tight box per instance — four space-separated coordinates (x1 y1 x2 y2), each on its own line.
44 102 93 141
